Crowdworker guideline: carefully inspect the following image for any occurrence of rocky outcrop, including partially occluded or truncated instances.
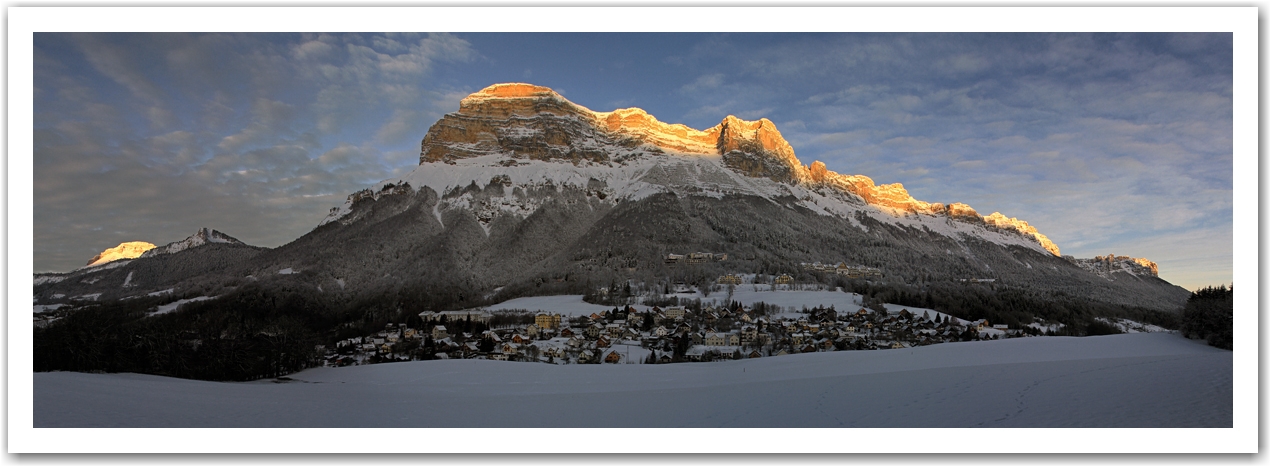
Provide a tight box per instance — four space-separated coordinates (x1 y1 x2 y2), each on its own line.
85 241 156 267
141 228 245 258
418 83 1063 256
1067 254 1160 278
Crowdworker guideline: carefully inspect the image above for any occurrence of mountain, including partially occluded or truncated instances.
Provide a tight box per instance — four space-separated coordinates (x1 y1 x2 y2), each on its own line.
84 241 155 268
35 83 1188 324
1068 254 1160 278
34 229 262 303
34 83 1195 383
141 228 245 258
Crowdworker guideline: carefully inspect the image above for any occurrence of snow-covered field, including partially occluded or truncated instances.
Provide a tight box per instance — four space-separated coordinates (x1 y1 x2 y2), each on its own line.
483 294 617 316
34 333 1229 429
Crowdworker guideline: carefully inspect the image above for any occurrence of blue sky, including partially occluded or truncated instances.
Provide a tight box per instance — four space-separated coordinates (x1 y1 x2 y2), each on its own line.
32 32 1232 290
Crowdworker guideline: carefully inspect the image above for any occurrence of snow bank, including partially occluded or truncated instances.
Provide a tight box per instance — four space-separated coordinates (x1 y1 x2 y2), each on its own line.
34 333 1230 429
150 297 214 316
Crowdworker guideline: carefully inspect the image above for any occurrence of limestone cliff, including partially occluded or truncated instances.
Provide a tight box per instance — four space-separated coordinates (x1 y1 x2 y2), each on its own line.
85 241 156 267
1067 254 1161 278
419 83 1061 256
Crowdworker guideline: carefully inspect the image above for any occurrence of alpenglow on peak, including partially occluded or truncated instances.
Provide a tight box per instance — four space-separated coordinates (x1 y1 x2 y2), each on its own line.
414 83 1061 256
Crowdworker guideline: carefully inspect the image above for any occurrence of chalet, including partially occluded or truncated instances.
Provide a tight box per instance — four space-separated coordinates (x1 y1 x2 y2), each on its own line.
801 344 818 354
596 336 611 348
578 350 596 364
659 353 674 364
727 333 740 346
774 274 794 285
747 349 763 359
566 336 585 348
586 323 603 338
511 334 528 344
501 343 519 355
604 350 623 364
890 341 907 349
717 274 743 285
403 328 418 339
560 327 575 337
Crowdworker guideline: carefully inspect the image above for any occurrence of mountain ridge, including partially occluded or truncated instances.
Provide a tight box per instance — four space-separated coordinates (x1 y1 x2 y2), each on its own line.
412 83 1061 256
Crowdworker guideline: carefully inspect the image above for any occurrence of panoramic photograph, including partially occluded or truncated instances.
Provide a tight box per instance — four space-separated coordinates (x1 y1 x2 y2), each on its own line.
16 8 1250 453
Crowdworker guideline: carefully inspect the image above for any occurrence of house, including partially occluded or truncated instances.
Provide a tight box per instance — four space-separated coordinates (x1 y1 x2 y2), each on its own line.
534 312 562 329
596 336 611 348
747 349 763 359
653 326 670 337
431 325 449 340
525 324 540 336
578 350 596 364
511 334 528 344
704 332 726 346
774 274 794 285
560 327 575 337
665 254 684 264
890 341 907 349
664 307 686 320
604 350 623 364
586 323 603 338
717 274 743 285
727 333 741 346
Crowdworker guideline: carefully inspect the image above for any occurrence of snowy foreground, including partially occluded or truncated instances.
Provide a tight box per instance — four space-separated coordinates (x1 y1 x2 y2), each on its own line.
34 333 1229 428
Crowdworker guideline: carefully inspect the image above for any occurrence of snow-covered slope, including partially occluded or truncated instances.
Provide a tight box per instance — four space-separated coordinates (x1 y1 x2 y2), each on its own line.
34 333 1229 429
321 152 1057 256
140 228 245 258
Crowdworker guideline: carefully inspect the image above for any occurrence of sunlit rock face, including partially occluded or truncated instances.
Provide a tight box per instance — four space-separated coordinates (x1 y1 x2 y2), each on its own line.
85 241 156 267
1067 254 1161 278
983 212 1061 256
418 82 1062 256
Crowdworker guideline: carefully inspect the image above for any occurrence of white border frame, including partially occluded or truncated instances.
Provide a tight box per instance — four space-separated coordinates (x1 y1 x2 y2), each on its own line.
9 6 1257 454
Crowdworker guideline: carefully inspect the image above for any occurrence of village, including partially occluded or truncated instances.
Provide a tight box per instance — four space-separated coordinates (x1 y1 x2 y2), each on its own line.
325 268 1031 367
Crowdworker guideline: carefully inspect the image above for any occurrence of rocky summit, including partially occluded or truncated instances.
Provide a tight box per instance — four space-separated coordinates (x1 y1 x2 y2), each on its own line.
84 241 156 268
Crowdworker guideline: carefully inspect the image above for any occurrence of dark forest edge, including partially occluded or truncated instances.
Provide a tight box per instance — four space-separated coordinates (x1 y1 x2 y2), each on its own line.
1178 285 1233 350
34 271 1186 382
